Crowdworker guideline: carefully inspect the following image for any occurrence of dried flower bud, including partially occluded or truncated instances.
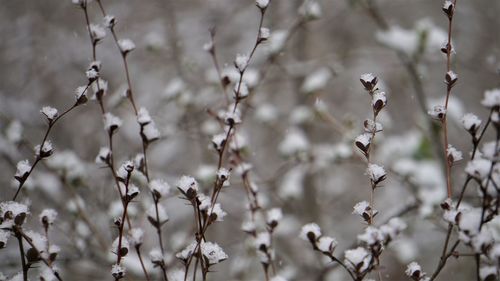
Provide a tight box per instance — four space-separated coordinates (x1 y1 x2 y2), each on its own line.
360 73 378 92
364 119 383 133
89 24 106 44
234 53 249 73
207 203 227 223
255 232 271 252
223 111 242 126
111 264 125 279
442 1 454 19
366 164 387 186
428 105 446 121
75 85 88 105
118 39 136 55
233 82 249 100
353 201 378 223
141 122 160 143
259 27 270 42
317 236 337 255
95 147 111 165
137 107 152 126
344 247 370 272
446 144 463 164
41 106 58 123
372 92 387 115
149 179 171 200
461 113 481 135
440 41 454 55
300 223 322 244
355 133 372 157
212 133 227 152
112 237 129 257
405 262 425 280
266 208 283 229
39 209 57 227
201 242 228 265
104 15 116 29
177 175 199 200
445 70 458 87
256 0 269 10
216 168 230 182
35 141 54 158
126 185 140 201
104 113 122 135
15 160 31 183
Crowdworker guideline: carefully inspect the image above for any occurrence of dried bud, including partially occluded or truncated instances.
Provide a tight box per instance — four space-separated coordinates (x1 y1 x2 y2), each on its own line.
104 15 116 29
35 141 54 159
41 106 58 123
15 160 31 183
118 39 136 55
75 85 88 105
111 264 125 279
445 70 458 87
353 201 378 223
234 53 249 73
442 1 454 19
104 113 122 135
428 105 446 121
177 175 199 200
354 133 372 157
300 223 322 244
372 92 387 115
360 73 378 92
256 0 269 10
461 113 481 135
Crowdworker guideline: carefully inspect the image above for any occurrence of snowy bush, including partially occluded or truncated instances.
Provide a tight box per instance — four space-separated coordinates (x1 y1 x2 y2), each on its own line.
1 0 499 280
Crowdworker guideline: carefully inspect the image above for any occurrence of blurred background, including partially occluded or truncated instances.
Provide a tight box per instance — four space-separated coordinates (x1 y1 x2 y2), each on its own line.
1 0 499 280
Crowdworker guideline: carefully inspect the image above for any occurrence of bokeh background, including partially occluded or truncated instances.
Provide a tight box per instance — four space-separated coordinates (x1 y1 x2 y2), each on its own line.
1 0 500 280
